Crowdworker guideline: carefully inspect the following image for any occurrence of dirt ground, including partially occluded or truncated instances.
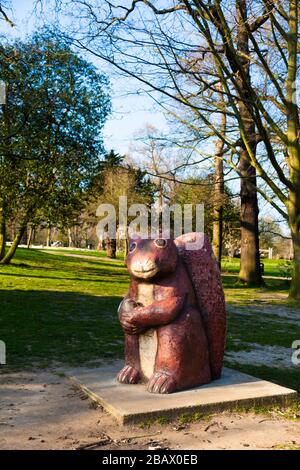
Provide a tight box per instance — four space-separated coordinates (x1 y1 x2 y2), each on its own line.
0 370 300 450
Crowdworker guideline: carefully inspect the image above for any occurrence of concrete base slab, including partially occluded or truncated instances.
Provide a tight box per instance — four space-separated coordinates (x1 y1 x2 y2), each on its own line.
65 361 297 425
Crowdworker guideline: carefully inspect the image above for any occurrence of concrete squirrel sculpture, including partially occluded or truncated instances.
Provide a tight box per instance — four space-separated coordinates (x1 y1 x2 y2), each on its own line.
117 232 226 394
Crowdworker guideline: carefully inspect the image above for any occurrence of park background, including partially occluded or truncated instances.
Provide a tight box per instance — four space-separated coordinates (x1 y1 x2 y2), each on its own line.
0 0 300 450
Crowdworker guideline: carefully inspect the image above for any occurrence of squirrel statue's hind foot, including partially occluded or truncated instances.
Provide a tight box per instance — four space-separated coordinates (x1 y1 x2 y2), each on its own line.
147 371 177 394
117 365 141 384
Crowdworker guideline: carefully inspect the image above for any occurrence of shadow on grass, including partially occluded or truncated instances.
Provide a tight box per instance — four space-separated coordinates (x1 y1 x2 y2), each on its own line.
221 274 290 292
0 290 124 370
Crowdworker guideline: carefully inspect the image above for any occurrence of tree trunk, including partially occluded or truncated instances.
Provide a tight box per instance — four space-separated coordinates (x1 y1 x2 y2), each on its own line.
212 83 226 268
0 199 6 261
0 224 27 265
27 226 34 249
289 225 300 299
212 153 224 268
105 237 116 259
286 0 300 299
124 236 129 260
238 150 262 285
46 227 52 247
68 228 74 247
236 0 263 286
1 85 9 261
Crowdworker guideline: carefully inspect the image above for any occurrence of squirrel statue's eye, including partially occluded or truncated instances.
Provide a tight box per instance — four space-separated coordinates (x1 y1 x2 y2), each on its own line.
129 242 137 253
154 238 167 248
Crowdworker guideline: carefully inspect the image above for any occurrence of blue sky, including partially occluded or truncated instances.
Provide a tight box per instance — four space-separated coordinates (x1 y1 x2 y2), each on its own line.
1 0 168 155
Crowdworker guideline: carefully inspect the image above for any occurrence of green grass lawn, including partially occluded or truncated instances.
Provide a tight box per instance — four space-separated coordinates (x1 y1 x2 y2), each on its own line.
222 256 292 278
0 248 128 367
0 249 299 395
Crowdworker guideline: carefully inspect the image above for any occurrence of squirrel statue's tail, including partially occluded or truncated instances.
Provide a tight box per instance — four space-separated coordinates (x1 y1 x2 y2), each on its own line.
175 233 226 380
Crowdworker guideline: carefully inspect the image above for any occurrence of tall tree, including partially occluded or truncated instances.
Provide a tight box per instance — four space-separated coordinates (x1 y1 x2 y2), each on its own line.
233 0 262 285
0 29 111 263
212 84 226 267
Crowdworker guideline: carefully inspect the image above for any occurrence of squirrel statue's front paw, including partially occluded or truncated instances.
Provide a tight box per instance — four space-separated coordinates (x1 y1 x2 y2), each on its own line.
117 365 141 384
147 371 177 394
118 299 145 335
119 311 146 335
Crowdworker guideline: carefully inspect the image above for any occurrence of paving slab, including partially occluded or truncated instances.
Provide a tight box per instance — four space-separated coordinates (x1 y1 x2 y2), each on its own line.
64 362 297 425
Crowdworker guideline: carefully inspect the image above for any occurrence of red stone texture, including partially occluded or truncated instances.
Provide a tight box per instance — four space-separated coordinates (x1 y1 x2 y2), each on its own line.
175 233 226 380
117 233 226 393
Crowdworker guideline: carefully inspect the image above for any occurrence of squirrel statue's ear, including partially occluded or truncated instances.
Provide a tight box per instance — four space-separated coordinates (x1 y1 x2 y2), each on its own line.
152 229 174 241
